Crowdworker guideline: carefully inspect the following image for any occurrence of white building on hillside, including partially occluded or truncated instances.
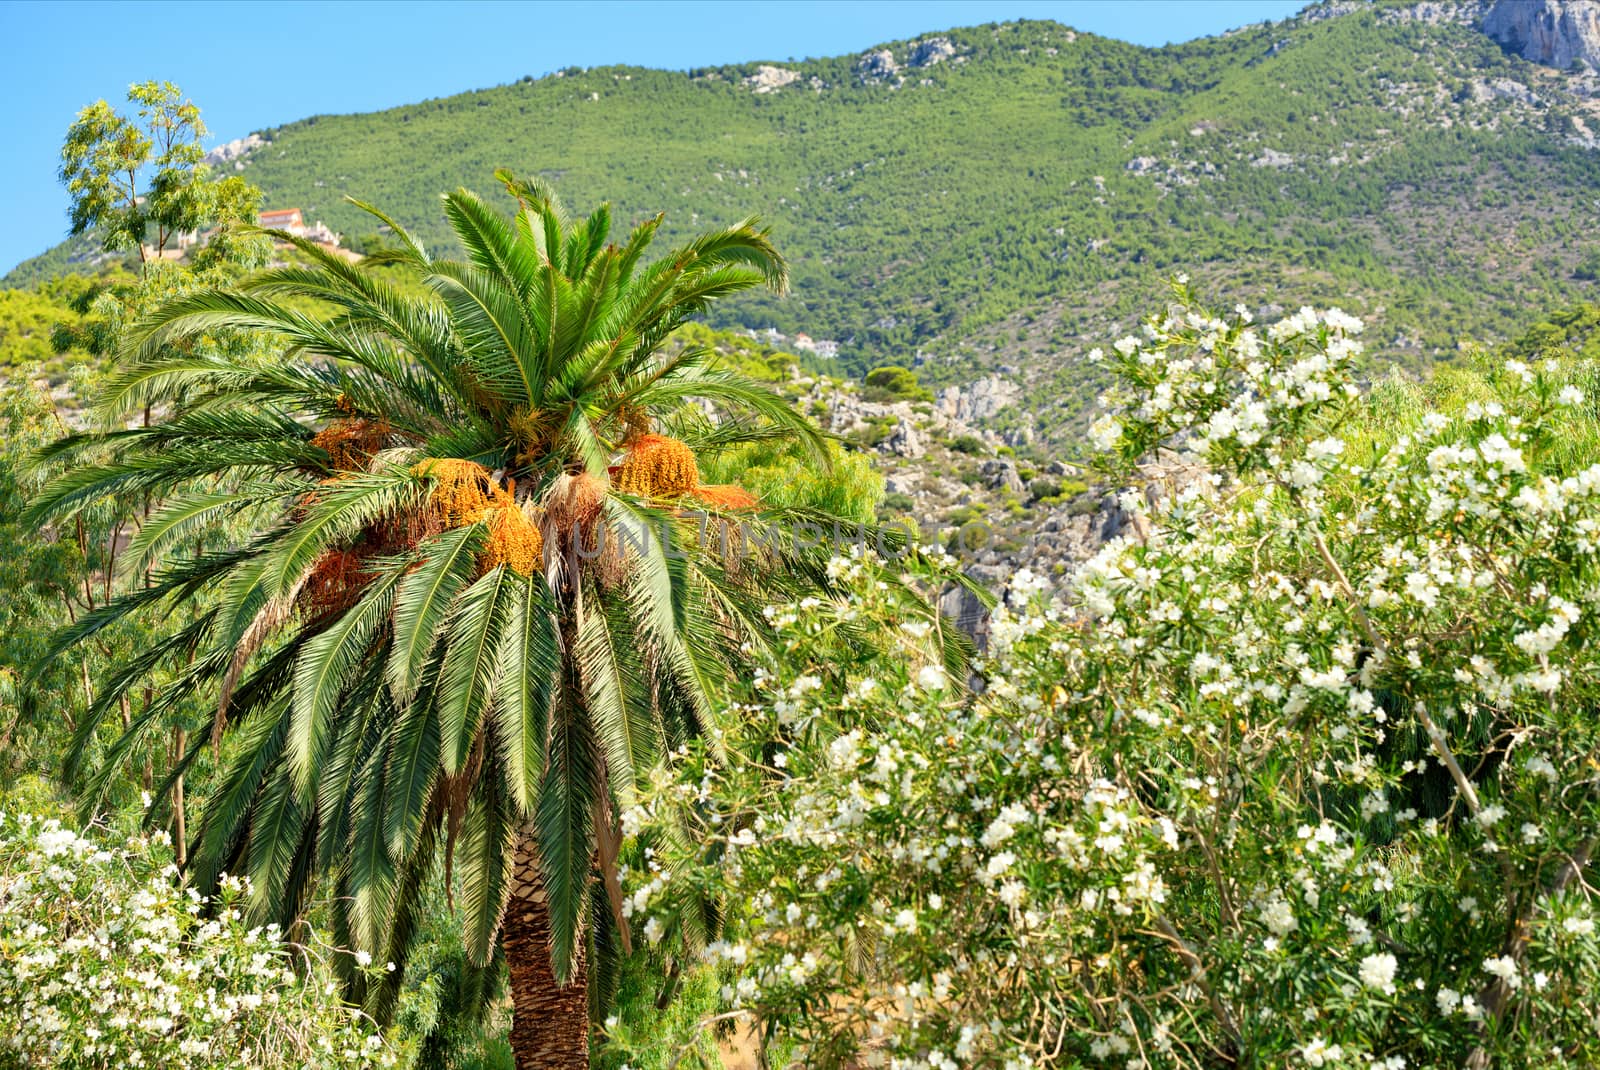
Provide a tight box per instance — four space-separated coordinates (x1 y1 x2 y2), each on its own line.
259 208 342 247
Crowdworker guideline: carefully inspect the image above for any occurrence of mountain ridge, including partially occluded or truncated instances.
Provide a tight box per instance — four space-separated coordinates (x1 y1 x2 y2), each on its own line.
8 1 1600 439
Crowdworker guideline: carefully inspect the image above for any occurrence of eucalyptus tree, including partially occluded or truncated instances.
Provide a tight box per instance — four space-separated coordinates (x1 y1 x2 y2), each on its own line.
32 173 956 1067
46 81 269 858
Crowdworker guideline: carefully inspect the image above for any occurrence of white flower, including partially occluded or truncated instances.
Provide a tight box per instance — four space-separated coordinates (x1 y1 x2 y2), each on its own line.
1259 899 1297 937
916 664 947 691
1524 755 1559 781
1482 955 1520 989
790 675 823 697
1307 436 1345 462
1559 385 1585 406
1089 414 1123 452
1358 952 1398 994
1301 1037 1344 1066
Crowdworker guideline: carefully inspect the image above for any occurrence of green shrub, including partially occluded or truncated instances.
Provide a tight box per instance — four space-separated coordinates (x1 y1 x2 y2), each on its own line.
0 796 393 1069
948 434 986 455
943 504 984 527
698 438 883 523
631 292 1600 1067
880 491 917 514
861 366 932 403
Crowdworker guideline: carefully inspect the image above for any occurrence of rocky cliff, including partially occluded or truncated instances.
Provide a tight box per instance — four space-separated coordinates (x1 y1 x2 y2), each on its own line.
1483 0 1600 69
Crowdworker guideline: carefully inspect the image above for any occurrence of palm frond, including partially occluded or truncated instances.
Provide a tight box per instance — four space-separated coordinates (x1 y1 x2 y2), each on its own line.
346 195 432 267
288 564 404 793
387 525 483 706
492 574 560 810
457 771 514 968
436 565 517 772
537 687 600 983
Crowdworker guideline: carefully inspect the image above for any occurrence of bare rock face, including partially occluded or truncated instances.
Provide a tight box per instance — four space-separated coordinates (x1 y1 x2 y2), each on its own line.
204 134 265 167
885 417 924 459
745 65 800 93
1483 0 1600 70
979 458 1026 494
857 49 900 83
908 37 956 68
937 376 1022 423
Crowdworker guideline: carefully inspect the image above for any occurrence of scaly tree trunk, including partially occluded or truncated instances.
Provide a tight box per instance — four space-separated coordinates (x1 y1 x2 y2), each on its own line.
506 829 590 1069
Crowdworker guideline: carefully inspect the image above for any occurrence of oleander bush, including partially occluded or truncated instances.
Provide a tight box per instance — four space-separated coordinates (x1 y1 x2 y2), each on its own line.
0 789 393 1069
626 285 1600 1068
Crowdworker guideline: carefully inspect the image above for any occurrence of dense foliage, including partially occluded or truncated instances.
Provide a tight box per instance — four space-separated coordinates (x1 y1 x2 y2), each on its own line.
12 7 1599 412
627 289 1600 1067
0 785 391 1069
6 29 1600 1065
0 280 92 376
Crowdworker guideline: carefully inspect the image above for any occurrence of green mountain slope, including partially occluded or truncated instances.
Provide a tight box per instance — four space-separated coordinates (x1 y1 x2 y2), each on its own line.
8 1 1600 430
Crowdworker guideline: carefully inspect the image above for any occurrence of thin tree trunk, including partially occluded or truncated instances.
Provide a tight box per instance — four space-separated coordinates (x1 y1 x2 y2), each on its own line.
171 727 187 866
505 829 590 1069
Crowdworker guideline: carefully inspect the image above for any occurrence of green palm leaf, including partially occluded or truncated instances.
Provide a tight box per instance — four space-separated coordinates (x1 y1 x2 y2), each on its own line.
457 772 514 968
493 574 560 810
387 525 483 706
537 690 599 983
437 565 517 772
289 564 404 793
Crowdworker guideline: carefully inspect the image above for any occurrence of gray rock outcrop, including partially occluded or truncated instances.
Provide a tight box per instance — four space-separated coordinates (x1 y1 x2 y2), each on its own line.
980 458 1026 494
857 49 900 83
1483 0 1600 70
745 65 800 93
908 37 956 68
885 417 924 459
204 134 265 167
937 376 1022 422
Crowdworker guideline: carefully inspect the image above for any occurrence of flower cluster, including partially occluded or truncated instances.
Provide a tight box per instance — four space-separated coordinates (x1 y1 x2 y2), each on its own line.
627 289 1600 1068
0 805 391 1069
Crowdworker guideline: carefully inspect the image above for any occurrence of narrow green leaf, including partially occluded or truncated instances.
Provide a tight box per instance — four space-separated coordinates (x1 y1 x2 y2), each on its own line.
387 525 482 705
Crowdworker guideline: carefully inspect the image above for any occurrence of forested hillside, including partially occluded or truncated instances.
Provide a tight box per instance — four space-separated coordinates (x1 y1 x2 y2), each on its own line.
12 4 1600 1065
7 1 1600 429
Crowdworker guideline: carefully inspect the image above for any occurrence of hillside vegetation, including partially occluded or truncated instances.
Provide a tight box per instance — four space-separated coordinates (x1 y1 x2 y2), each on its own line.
11 1 1600 431
7 9 1600 1061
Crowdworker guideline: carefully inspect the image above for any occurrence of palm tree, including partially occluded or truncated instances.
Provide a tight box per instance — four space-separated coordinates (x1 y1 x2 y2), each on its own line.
32 173 960 1067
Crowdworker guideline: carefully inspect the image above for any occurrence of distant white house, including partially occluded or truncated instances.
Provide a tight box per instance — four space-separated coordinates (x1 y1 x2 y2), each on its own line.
259 208 342 247
788 333 840 359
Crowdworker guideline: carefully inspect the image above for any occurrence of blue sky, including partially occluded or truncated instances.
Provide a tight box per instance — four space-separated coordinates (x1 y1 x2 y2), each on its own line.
0 0 1305 275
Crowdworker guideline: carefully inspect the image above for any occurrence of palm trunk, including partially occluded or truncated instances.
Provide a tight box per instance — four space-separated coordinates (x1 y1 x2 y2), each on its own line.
506 828 590 1069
